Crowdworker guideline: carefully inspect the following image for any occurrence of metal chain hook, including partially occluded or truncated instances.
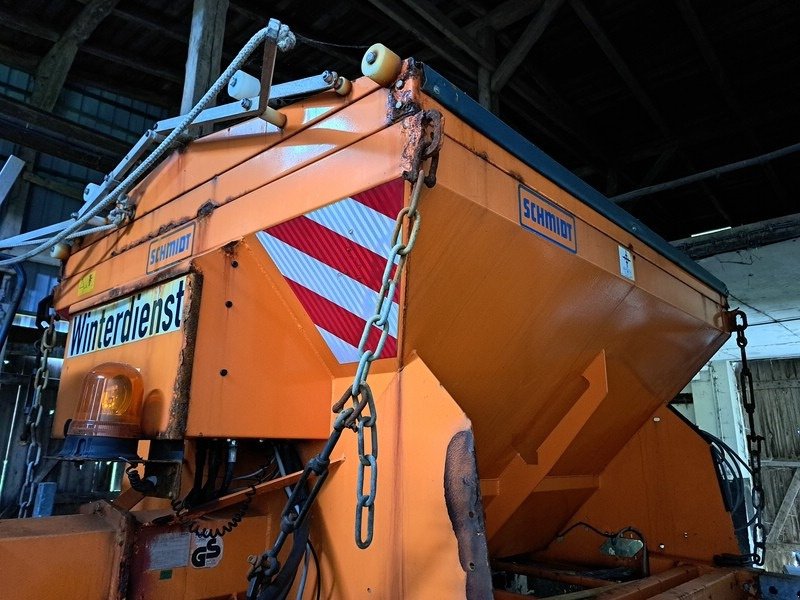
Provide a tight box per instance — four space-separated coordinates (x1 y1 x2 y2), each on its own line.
247 115 442 597
18 310 57 518
731 308 766 566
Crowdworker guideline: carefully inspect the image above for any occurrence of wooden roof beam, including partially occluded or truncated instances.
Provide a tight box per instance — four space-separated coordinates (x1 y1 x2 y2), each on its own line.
675 0 788 207
0 9 183 86
0 95 127 172
569 0 669 136
0 7 58 42
74 0 187 43
182 0 229 114
82 46 183 84
111 5 186 43
397 0 610 174
402 0 493 70
464 0 544 36
570 0 731 222
363 0 476 78
31 0 120 112
491 0 566 93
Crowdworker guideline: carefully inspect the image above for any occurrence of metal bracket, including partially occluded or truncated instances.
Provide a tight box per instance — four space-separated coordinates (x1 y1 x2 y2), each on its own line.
0 154 25 210
258 19 282 122
77 69 340 218
600 536 644 558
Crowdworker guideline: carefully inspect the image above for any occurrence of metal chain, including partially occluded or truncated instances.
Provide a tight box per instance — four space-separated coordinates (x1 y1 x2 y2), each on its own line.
732 309 766 566
247 111 442 597
17 315 56 518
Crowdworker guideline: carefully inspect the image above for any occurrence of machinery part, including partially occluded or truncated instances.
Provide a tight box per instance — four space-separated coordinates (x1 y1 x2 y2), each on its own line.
0 154 25 210
403 109 443 187
262 106 287 128
58 362 146 461
361 43 402 87
246 401 361 595
17 302 56 518
190 483 257 539
49 242 70 261
334 76 352 96
125 464 157 494
556 522 650 578
0 254 25 349
228 70 262 100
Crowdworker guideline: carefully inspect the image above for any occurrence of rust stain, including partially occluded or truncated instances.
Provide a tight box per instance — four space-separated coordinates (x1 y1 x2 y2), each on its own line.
111 217 193 256
164 271 204 439
507 170 525 183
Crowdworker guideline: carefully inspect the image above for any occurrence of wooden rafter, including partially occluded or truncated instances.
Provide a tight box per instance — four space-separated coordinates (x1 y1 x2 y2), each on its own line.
490 0 566 93
31 0 121 111
570 0 731 221
400 0 613 175
675 0 788 207
766 468 800 545
182 0 229 113
0 96 127 172
464 0 544 36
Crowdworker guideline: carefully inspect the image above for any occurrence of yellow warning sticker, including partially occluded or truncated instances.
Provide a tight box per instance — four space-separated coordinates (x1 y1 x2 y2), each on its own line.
77 271 96 296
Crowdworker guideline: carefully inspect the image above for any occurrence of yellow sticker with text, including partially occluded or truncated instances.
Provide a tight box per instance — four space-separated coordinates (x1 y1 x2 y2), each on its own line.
77 271 96 296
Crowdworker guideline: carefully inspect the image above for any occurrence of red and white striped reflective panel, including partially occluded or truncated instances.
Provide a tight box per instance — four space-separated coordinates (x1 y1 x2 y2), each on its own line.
257 179 404 364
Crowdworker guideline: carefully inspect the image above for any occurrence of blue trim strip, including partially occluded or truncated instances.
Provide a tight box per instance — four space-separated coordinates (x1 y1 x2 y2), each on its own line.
420 66 728 296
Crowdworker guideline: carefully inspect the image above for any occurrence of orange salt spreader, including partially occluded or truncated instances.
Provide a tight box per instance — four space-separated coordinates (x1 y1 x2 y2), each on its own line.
0 21 763 600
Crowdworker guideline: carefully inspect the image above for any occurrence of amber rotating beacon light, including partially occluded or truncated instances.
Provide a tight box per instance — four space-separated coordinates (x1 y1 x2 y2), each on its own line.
59 362 144 460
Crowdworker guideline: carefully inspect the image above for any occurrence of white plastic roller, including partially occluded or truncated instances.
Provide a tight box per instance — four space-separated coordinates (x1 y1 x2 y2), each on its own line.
228 70 261 100
361 44 402 87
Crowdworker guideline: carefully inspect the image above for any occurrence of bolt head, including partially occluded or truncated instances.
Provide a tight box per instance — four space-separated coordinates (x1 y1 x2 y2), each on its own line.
365 51 377 64
394 100 403 109
323 70 334 84
394 79 404 89
241 98 252 110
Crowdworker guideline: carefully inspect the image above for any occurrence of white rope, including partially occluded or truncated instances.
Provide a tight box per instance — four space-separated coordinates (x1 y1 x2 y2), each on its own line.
0 22 293 266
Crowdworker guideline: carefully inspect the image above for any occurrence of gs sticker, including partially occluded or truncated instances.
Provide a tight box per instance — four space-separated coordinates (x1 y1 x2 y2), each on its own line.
190 534 223 568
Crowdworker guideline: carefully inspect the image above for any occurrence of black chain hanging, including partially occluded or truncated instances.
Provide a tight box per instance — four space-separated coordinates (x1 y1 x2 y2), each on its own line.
732 309 766 566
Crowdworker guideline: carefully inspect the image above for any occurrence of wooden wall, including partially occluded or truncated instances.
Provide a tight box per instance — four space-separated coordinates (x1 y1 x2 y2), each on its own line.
751 359 800 572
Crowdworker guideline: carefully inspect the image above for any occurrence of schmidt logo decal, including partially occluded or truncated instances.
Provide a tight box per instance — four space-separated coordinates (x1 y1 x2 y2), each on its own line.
518 185 577 253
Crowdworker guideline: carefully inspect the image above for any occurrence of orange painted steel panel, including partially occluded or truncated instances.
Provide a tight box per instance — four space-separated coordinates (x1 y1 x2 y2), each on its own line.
128 515 270 599
56 123 405 311
485 351 608 543
423 106 724 304
186 241 331 439
309 356 473 599
535 407 741 568
0 511 124 599
133 78 381 219
397 124 731 558
61 88 395 290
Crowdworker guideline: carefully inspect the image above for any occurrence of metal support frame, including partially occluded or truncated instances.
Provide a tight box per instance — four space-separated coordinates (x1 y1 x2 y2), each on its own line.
0 155 25 211
78 71 341 216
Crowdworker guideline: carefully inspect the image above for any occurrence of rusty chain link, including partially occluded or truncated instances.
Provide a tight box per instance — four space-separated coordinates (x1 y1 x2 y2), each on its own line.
246 111 442 598
17 314 57 518
732 309 766 566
